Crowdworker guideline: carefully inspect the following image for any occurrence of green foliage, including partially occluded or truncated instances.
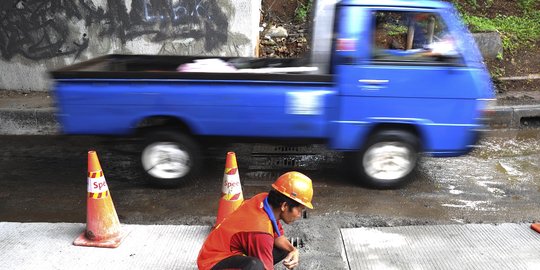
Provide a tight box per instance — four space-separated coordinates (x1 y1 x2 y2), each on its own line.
386 24 408 37
295 0 313 22
462 11 540 52
490 66 505 78
466 0 478 8
461 0 494 9
450 0 466 14
518 0 536 14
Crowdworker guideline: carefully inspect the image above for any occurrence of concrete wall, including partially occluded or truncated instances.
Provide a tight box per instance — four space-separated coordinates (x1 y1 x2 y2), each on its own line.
0 0 261 92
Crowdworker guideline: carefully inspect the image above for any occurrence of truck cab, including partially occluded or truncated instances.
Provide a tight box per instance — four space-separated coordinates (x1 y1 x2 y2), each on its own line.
308 0 495 187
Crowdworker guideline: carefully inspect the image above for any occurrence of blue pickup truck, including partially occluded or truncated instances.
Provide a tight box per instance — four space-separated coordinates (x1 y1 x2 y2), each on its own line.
51 0 495 188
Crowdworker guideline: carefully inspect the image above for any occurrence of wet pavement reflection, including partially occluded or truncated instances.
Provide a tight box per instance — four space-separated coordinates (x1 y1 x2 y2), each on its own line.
0 128 539 226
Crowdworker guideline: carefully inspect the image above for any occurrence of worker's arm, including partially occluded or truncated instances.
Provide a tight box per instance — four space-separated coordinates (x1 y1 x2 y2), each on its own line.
274 235 299 269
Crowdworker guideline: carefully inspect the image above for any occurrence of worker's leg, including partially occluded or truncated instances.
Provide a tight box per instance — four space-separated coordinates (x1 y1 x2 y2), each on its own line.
211 255 264 270
273 246 289 265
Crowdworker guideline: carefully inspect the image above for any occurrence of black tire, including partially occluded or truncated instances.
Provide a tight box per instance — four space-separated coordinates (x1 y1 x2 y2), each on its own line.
353 130 420 189
140 130 201 187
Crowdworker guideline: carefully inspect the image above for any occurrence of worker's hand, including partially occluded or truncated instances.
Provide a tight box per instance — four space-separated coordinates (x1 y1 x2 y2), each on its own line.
282 248 299 269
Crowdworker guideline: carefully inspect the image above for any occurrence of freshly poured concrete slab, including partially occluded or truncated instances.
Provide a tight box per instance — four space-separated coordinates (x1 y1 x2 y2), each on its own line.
341 223 540 269
0 222 210 269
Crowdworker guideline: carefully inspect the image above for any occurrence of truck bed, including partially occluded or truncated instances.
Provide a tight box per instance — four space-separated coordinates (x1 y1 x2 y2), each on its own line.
50 54 333 83
51 54 336 139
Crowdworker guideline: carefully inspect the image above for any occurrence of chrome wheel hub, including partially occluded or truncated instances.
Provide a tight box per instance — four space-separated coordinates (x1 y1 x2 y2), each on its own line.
363 142 414 181
142 142 191 179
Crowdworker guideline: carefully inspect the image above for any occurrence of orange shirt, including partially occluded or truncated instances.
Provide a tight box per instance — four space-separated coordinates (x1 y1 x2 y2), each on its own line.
197 193 281 270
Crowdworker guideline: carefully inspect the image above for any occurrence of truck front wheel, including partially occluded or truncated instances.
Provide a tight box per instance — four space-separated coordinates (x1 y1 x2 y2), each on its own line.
141 131 200 187
355 130 420 189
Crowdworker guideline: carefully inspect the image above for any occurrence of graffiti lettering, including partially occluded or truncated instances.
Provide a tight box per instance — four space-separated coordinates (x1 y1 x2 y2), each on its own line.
0 0 233 61
144 0 210 22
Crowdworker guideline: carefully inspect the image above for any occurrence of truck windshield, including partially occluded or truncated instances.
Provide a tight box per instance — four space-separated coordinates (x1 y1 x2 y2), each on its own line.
371 10 462 64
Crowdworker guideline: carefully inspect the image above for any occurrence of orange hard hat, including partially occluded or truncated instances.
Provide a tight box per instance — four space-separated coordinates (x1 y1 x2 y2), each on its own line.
272 171 314 209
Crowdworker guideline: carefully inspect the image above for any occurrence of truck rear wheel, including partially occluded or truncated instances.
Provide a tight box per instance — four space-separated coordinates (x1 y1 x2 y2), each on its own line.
354 130 420 189
141 131 200 187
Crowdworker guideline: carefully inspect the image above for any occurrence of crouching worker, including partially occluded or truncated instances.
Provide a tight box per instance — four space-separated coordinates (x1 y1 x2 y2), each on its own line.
197 171 314 270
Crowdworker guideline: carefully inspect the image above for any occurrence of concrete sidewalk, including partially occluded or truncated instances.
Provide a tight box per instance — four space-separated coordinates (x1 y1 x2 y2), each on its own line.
3 222 540 269
489 90 540 128
0 222 209 270
0 90 540 135
342 223 540 269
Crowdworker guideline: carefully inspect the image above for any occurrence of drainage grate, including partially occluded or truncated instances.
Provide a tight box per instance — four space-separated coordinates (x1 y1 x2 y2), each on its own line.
244 171 283 180
243 180 274 187
249 156 302 169
243 171 282 186
520 116 540 127
252 144 326 155
248 155 331 170
243 171 330 187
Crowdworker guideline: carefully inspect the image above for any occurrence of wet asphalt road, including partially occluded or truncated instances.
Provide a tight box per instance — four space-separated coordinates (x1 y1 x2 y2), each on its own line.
1 129 539 269
1 129 540 225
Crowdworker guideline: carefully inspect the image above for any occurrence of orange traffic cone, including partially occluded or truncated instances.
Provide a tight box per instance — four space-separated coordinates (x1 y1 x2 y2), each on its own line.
215 152 244 226
73 151 127 248
532 223 540 233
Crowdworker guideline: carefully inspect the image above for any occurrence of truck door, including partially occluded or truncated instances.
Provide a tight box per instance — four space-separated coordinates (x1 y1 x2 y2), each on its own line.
333 7 484 153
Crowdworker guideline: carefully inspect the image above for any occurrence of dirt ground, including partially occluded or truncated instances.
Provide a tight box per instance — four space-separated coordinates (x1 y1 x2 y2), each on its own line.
462 0 540 93
260 0 540 93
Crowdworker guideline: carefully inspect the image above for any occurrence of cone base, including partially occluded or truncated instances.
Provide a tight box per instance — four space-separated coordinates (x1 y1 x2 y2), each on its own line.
531 223 540 234
73 230 129 248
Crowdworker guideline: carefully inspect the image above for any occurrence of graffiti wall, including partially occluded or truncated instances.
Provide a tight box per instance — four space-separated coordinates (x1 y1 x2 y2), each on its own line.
0 0 260 91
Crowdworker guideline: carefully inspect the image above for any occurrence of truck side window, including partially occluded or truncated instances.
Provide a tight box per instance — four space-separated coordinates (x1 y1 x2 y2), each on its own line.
371 11 461 64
